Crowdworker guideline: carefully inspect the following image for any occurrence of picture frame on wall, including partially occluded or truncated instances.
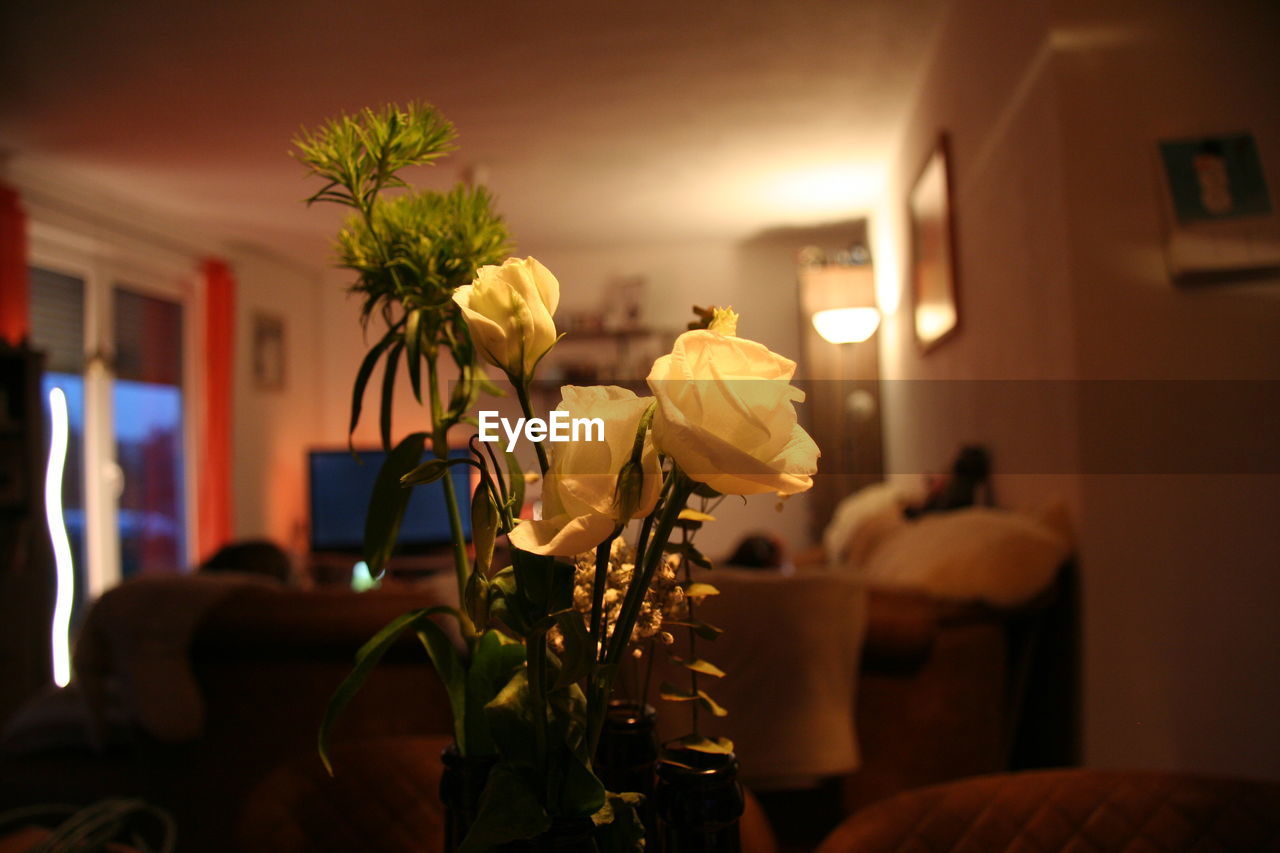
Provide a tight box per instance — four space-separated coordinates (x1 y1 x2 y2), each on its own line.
1156 131 1280 285
252 312 286 392
909 133 960 352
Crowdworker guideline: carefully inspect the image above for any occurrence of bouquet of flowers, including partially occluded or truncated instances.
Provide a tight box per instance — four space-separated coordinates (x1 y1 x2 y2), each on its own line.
294 103 819 851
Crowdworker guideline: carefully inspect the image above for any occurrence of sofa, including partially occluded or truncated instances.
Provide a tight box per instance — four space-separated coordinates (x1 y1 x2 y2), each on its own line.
817 768 1280 852
0 582 456 852
0 555 1074 851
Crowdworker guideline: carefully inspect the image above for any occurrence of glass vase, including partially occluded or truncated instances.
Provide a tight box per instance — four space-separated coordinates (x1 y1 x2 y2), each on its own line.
440 743 497 852
595 701 658 809
441 746 602 853
654 749 744 853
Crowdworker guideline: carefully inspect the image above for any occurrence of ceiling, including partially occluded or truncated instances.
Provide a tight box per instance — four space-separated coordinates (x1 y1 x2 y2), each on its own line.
0 0 946 265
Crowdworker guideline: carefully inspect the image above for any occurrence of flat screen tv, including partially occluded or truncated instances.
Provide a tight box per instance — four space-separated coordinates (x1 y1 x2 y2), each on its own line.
308 447 473 554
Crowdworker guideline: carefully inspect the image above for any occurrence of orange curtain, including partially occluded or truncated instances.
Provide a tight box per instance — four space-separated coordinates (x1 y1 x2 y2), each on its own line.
198 258 235 561
0 185 28 346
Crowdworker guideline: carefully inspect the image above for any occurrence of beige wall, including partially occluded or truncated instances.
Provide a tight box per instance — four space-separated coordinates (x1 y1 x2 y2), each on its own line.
1052 0 1280 777
877 0 1280 777
227 246 326 555
873 0 1080 512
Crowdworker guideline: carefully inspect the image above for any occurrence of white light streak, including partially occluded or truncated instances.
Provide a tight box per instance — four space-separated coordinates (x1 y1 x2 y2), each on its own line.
45 387 74 688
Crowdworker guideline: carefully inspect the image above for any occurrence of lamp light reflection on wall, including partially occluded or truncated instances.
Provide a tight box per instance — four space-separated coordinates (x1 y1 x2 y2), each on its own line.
45 387 74 688
812 306 881 343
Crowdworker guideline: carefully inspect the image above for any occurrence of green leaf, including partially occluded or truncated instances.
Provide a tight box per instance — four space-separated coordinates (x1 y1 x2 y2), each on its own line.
659 681 697 702
378 340 403 452
488 568 529 636
683 581 720 600
456 763 550 853
415 616 468 748
697 690 728 718
463 630 526 756
482 669 539 768
553 611 593 688
363 432 429 572
405 308 423 403
347 325 398 449
592 792 646 852
678 509 716 523
400 455 476 486
661 542 712 568
670 734 734 755
682 545 713 569
666 619 724 641
673 656 726 678
318 605 455 774
659 683 727 716
556 743 607 818
511 549 573 618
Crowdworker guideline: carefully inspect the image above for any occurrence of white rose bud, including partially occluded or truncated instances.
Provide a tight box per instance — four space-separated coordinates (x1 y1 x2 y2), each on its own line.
647 327 820 496
452 256 560 382
509 386 661 556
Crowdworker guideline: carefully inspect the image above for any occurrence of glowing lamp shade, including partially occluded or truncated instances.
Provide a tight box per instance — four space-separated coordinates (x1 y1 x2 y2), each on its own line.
811 306 881 343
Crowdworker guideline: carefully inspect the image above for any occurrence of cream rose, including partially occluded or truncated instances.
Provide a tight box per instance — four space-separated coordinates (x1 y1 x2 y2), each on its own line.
452 256 560 381
647 329 819 496
509 386 662 556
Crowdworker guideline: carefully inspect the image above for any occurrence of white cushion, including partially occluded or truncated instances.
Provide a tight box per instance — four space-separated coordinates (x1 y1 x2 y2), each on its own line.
823 483 916 572
861 508 1070 607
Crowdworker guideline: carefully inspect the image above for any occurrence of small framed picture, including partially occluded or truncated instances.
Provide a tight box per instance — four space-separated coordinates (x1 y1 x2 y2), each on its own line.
253 312 286 392
909 134 960 352
1157 132 1280 284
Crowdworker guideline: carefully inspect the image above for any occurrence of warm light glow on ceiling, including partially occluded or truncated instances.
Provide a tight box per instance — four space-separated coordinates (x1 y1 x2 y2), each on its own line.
766 165 885 219
812 307 881 343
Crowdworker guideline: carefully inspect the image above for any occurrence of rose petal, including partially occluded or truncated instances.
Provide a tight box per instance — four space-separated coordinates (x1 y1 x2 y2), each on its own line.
508 512 617 557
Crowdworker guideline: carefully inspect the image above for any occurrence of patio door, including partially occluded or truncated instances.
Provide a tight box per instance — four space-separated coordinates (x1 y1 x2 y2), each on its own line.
29 236 196 617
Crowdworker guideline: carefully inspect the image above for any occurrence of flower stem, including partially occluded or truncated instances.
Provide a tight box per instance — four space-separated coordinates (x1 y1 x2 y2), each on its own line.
529 630 549 781
585 530 619 762
514 381 550 476
590 472 691 757
427 351 475 641
589 532 619 660
605 471 692 670
682 524 700 736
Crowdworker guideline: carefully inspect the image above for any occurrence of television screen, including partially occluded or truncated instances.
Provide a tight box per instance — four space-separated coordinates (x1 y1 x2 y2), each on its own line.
308 447 473 553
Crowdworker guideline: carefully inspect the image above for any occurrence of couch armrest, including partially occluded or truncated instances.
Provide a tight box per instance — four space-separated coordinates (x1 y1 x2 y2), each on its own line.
190 586 448 660
860 590 940 671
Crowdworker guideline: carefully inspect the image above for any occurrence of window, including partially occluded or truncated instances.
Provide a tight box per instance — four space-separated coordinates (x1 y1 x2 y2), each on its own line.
28 226 197 613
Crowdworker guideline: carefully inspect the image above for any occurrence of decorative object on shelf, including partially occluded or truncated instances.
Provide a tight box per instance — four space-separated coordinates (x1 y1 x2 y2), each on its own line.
1157 132 1280 284
611 275 647 332
294 103 819 852
908 133 960 353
